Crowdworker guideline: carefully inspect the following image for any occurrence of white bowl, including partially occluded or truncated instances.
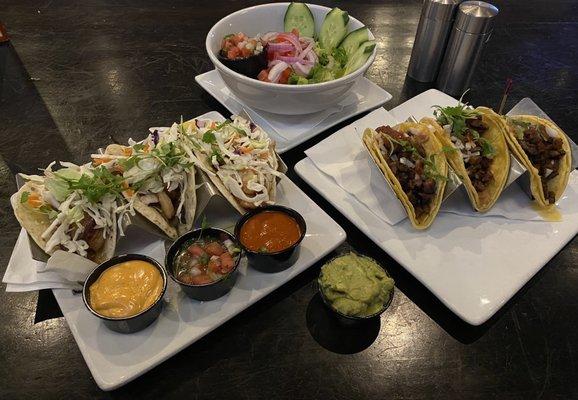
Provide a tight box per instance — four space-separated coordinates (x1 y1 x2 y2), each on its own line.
205 2 377 115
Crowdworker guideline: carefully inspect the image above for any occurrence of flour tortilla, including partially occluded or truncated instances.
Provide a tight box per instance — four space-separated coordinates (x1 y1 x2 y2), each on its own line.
362 122 448 230
423 107 510 212
11 181 116 264
501 115 572 207
129 169 197 239
184 118 279 215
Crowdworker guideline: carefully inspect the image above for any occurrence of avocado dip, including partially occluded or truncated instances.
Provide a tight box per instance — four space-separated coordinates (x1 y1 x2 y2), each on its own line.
318 252 394 317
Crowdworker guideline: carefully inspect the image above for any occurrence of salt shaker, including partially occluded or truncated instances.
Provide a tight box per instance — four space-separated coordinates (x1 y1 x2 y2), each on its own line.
407 0 462 83
436 1 498 96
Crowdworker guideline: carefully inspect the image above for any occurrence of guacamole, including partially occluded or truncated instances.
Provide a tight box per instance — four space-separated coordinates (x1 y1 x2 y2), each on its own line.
318 253 394 317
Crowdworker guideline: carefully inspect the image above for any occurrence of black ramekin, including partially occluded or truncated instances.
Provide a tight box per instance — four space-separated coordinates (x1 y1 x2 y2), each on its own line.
234 205 307 273
318 253 395 326
166 227 241 301
83 254 167 334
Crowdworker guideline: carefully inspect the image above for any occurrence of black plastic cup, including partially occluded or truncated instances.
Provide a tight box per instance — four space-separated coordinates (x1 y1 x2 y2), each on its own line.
234 205 307 273
83 254 167 334
318 254 395 326
166 227 241 301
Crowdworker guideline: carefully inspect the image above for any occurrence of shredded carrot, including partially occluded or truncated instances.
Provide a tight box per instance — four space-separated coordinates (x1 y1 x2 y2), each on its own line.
92 157 112 165
122 147 133 156
239 146 252 154
123 189 135 198
27 193 43 208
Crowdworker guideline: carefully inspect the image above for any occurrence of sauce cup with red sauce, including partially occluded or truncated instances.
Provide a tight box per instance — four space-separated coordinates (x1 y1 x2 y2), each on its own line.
234 205 307 273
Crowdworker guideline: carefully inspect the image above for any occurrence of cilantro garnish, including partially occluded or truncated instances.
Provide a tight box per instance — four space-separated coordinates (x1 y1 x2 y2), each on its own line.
202 131 216 144
479 138 496 158
65 166 125 203
20 191 30 203
432 103 480 139
423 153 448 182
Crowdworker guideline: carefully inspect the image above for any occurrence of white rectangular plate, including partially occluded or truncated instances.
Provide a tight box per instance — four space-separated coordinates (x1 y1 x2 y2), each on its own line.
52 112 346 391
295 89 578 326
195 69 392 153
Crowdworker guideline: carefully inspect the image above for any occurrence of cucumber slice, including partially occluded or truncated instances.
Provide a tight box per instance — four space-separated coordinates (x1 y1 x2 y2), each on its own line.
343 40 375 75
318 7 349 50
339 27 370 58
284 3 315 38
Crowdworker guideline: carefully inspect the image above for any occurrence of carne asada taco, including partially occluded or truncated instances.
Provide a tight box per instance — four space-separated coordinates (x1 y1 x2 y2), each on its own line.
502 115 571 207
182 116 282 214
11 162 122 263
91 124 200 239
427 104 510 212
362 122 448 230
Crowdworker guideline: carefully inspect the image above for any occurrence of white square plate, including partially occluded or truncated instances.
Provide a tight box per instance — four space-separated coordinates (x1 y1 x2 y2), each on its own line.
52 111 346 391
195 69 392 153
295 89 578 326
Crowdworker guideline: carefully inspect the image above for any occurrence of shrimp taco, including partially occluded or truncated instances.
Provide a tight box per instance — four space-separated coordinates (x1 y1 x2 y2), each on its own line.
426 104 510 212
91 123 199 239
182 116 282 214
362 121 448 230
11 162 121 263
502 115 572 206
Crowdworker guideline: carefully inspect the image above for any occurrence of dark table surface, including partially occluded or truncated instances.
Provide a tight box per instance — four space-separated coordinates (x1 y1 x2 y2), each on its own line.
1 0 577 399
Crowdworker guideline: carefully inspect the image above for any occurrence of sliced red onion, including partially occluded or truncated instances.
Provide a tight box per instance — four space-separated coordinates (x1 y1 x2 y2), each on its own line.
195 119 206 128
261 31 278 42
292 62 312 77
277 33 301 52
298 41 314 60
277 55 301 64
267 42 294 52
268 59 285 67
305 50 317 63
268 61 289 83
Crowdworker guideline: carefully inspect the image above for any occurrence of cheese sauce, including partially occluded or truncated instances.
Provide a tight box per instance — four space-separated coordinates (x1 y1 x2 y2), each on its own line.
89 260 163 318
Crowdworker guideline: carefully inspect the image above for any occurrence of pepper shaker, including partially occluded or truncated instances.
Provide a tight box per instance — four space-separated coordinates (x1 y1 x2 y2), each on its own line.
436 1 499 96
407 0 462 83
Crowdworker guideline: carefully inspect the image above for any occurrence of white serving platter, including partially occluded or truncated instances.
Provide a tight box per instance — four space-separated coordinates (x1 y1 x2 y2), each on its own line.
295 89 578 326
51 111 346 391
195 69 392 153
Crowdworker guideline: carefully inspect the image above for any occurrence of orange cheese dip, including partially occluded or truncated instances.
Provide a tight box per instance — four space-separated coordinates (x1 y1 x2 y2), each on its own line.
89 260 163 318
240 211 301 253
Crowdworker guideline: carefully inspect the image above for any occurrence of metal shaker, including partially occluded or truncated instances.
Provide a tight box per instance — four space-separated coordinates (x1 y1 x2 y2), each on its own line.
436 1 498 96
407 0 461 82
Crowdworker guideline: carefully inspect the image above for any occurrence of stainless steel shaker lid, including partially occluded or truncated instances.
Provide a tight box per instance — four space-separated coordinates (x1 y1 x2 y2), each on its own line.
455 1 499 34
421 0 462 22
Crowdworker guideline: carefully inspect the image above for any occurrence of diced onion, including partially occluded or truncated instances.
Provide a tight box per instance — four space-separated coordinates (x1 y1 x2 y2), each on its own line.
399 157 415 168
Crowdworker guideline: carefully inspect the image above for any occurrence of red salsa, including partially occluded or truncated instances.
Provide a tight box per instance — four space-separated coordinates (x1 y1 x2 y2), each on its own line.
240 211 302 253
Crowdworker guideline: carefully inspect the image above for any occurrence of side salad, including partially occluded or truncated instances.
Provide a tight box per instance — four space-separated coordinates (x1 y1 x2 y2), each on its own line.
218 2 376 84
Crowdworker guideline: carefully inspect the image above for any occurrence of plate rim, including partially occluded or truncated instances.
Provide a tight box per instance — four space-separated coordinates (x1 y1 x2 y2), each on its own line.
195 69 392 153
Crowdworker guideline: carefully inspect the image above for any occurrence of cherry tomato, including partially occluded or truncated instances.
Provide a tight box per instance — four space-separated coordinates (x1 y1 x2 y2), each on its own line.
205 242 225 256
219 252 235 273
187 245 205 257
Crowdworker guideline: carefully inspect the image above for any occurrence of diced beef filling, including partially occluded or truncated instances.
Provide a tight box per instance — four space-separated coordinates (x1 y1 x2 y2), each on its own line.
518 125 566 204
376 126 437 219
462 117 494 192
